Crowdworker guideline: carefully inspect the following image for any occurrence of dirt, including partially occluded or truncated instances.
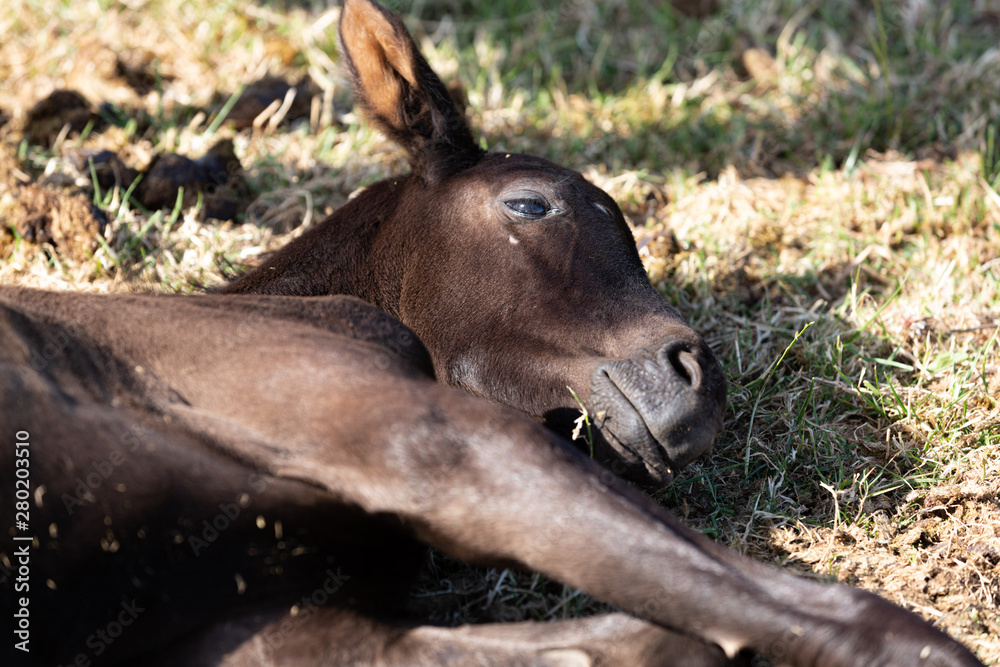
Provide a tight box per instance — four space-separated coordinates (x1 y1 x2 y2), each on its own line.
767 475 1000 652
226 75 319 130
23 89 103 147
68 149 140 195
3 82 248 243
135 138 245 219
1 182 107 264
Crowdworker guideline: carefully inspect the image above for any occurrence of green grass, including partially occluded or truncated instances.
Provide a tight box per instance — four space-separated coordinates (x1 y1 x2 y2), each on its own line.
1 0 998 662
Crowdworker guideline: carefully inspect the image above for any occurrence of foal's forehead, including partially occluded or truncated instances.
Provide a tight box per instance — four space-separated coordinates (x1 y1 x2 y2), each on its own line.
472 152 588 185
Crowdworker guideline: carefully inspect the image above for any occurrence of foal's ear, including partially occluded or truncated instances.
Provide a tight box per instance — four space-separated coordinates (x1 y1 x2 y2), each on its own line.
339 0 483 182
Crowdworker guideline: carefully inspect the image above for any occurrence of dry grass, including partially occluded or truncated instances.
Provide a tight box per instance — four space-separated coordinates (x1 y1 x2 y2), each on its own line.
644 158 1000 664
1 0 998 663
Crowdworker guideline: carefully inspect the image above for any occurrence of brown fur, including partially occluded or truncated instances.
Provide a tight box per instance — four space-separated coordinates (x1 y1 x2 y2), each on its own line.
0 287 980 666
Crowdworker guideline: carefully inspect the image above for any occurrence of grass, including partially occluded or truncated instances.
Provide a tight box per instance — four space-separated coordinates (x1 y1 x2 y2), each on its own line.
1 0 998 662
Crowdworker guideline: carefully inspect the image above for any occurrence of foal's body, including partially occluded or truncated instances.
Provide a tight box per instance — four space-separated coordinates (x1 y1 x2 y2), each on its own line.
0 289 980 665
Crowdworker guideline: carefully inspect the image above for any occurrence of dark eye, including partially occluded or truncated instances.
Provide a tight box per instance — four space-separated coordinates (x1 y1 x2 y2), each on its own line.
503 197 550 220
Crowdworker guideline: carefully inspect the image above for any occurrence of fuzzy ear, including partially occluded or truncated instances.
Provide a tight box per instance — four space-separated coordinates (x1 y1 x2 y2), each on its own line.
339 0 483 181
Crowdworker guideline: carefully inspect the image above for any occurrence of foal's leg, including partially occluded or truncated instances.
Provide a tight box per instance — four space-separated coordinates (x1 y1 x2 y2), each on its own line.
242 383 980 667
152 607 739 666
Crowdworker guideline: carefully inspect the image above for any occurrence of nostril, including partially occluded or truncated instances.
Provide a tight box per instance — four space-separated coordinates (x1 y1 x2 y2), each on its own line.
666 348 702 389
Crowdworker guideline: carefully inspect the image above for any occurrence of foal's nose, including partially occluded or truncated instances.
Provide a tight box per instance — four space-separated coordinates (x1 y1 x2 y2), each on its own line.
588 339 727 484
662 344 704 391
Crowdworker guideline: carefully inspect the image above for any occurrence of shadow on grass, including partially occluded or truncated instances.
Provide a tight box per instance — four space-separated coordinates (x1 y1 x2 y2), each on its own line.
651 262 971 553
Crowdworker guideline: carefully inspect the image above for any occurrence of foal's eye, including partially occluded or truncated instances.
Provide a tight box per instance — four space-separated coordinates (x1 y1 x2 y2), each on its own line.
503 197 551 220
